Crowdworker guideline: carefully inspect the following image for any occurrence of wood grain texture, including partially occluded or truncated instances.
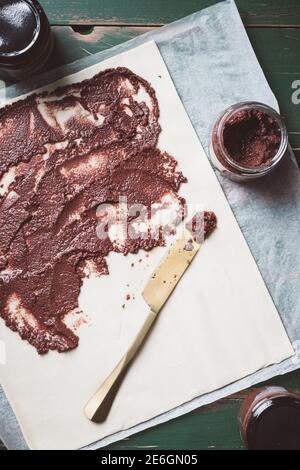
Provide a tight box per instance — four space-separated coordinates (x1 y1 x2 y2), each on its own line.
39 0 300 27
104 370 300 450
106 399 244 450
246 28 300 156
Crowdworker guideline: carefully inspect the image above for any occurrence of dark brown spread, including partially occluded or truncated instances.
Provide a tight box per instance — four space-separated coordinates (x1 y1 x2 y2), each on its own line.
223 109 281 168
0 67 185 354
0 67 215 354
238 387 300 450
186 211 217 244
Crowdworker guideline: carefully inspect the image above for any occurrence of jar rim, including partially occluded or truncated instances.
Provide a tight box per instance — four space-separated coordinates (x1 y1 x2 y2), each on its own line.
246 395 300 449
215 101 288 175
0 0 41 59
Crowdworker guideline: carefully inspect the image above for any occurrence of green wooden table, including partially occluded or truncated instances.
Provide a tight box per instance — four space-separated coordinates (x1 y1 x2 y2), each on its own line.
1 0 300 451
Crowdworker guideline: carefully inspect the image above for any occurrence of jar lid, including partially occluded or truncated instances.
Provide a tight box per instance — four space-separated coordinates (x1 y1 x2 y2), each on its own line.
0 1 41 61
247 395 300 450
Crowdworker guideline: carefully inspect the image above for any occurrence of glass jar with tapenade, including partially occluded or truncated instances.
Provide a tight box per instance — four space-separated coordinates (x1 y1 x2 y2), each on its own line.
209 101 288 181
238 386 300 450
0 0 53 81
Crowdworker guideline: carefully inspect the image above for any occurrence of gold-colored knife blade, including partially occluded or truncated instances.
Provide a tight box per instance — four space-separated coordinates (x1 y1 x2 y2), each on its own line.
142 228 201 313
85 227 202 423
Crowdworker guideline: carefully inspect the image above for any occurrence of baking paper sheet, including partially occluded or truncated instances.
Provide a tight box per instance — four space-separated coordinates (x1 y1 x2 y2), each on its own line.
0 40 294 450
1 0 300 450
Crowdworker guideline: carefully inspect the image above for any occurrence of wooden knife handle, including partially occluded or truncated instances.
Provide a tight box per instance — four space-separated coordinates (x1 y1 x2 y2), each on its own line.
84 309 157 422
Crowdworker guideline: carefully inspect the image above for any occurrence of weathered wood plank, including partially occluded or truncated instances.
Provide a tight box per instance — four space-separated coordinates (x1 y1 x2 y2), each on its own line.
105 399 244 450
50 26 153 64
48 26 300 157
105 380 300 450
246 28 300 155
39 1 300 27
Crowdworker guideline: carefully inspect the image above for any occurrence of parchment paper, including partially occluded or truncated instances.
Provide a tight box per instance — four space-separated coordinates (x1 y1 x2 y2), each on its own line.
1 0 300 450
0 39 294 450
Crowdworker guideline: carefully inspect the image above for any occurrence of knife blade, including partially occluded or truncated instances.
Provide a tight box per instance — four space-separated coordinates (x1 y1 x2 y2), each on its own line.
142 228 201 314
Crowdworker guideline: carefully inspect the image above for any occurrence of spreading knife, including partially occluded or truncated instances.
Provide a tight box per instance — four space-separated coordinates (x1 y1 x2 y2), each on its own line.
84 212 216 422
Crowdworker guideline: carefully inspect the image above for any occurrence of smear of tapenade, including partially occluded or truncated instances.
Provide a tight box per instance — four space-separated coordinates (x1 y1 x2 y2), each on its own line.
223 109 281 168
0 67 188 353
0 67 214 354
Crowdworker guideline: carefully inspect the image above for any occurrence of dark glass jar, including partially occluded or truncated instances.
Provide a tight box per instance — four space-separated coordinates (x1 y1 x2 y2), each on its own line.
0 0 53 81
238 386 300 450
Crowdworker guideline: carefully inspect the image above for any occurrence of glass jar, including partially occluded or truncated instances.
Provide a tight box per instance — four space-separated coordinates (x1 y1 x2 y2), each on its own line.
209 102 288 181
0 0 53 81
238 386 300 450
